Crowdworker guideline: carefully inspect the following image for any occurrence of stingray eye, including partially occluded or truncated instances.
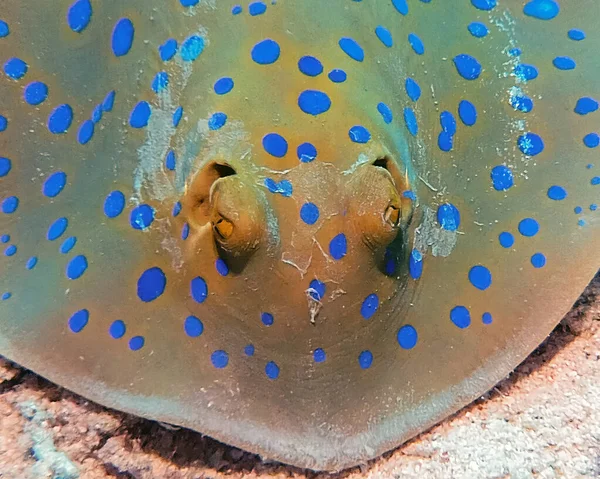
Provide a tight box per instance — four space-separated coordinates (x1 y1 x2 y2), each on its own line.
212 216 234 240
384 203 401 228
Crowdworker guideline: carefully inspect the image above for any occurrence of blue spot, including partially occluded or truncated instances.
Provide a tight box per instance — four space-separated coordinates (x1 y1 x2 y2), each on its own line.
215 258 229 276
328 69 347 83
313 348 326 363
568 29 585 41
397 325 418 349
165 150 176 171
0 20 9 38
547 185 567 200
42 171 67 198
112 18 134 57
60 236 77 254
392 0 408 14
181 35 204 61
1 196 18 214
375 26 393 47
151 72 169 93
249 1 267 15
531 252 546 268
24 82 48 105
329 233 347 260
584 133 599 148
173 107 183 127
514 64 538 81
0 115 7 132
592 177 600 186
137 267 166 302
409 249 423 279
358 350 373 369
308 279 326 301
191 276 208 303
180 0 199 6
298 56 323 76
297 142 317 162
518 218 539 237
261 312 274 326
509 48 522 57
262 133 288 158
437 203 460 231
482 313 493 325
453 54 481 80
440 111 456 135
214 77 234 95
523 0 559 20
184 316 204 338
244 344 255 356
511 94 534 112
208 112 227 130
348 125 371 143
339 37 364 62
575 206 583 214
66 255 88 280
0 157 10 177
181 223 189 240
129 101 151 128
109 320 126 339
26 256 38 269
265 361 279 380
104 191 125 218
458 100 477 126
159 39 177 61
48 104 73 134
298 90 331 116
130 204 155 230
469 265 492 290
574 97 598 115
1 292 11 301
92 104 104 123
4 245 16 256
438 132 453 152
0 235 8 243
405 78 421 102
450 306 471 329
68 309 89 333
300 202 319 225
518 132 544 156
377 103 393 124
499 232 514 248
4 58 27 80
172 202 182 217
468 22 488 38
232 5 242 14
553 56 576 70
67 0 92 32
361 293 379 320
403 108 418 136
211 350 229 368
408 33 424 55
102 91 115 112
251 39 280 65
47 217 68 241
77 120 94 145
490 165 514 191
129 336 145 351
471 0 496 9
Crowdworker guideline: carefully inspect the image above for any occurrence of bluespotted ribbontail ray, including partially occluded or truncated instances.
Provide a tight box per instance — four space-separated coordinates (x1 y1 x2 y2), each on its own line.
0 0 598 471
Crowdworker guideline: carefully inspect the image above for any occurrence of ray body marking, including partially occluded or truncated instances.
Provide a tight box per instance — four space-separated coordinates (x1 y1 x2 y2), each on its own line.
0 0 599 472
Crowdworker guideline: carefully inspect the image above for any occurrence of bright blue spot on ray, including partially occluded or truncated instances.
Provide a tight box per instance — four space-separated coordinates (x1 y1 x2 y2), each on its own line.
60 236 77 254
298 56 323 76
440 111 456 135
469 265 492 290
511 94 534 112
328 69 347 83
0 116 7 132
109 320 126 339
403 108 418 136
450 306 470 329
490 165 514 191
584 133 599 148
575 206 583 214
339 37 364 62
499 232 514 248
159 39 177 61
68 309 89 333
547 185 567 200
91 105 102 123
43 171 67 198
173 106 183 127
358 350 373 369
531 252 546 268
172 202 182 217
300 202 319 225
514 63 538 81
151 71 169 93
251 39 280 64
553 56 575 70
361 293 379 320
437 203 460 231
438 132 453 152
377 102 393 124
518 218 539 237
26 256 37 269
592 177 600 186
375 26 393 47
329 233 347 260
458 100 477 126
77 120 94 145
191 276 208 303
47 217 68 241
397 325 418 349
249 1 267 15
129 101 151 128
232 5 242 14
261 312 274 326
181 223 189 240
66 255 88 280
104 191 125 218
518 132 544 156
215 258 229 276
468 22 489 37
297 142 317 162
405 78 421 102
575 97 598 115
165 150 176 171
1 293 11 301
568 29 585 41
0 20 8 38
313 348 326 363
308 279 326 301
184 316 204 338
181 35 204 61
392 0 408 15
348 125 371 143
4 58 27 80
130 204 155 230
0 158 10 177
180 0 199 6
214 77 234 95
265 361 279 379
24 82 48 105
112 18 134 57
409 249 423 279
129 336 145 351
523 0 559 20
482 312 493 324
244 344 255 356
48 104 73 134
262 133 288 157
0 235 8 243
211 350 228 368
471 0 496 9
408 33 424 55
102 91 115 112
453 54 481 80
137 267 166 302
298 90 331 116
4 245 16 256
208 112 227 130
67 0 92 33
1 196 18 214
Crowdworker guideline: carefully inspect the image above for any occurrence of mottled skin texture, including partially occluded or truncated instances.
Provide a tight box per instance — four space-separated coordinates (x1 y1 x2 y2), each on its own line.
0 0 599 471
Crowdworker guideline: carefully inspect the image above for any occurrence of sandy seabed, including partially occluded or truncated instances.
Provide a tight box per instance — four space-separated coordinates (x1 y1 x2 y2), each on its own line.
0 274 599 479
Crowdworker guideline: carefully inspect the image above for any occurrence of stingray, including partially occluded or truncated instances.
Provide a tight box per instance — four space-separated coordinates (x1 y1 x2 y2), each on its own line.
0 0 598 471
